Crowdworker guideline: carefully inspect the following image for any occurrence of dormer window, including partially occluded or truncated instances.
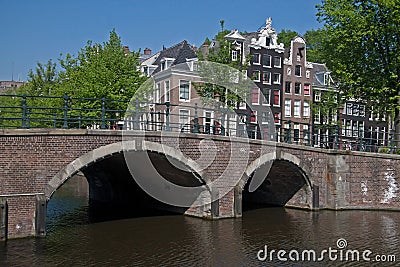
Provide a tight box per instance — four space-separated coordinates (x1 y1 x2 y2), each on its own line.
160 58 175 71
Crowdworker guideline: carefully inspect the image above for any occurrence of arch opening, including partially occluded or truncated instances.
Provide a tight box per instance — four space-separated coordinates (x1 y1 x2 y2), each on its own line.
242 159 311 211
46 145 206 232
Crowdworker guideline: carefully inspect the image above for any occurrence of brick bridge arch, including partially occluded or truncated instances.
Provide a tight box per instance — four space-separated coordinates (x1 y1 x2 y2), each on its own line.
238 151 313 210
45 140 206 200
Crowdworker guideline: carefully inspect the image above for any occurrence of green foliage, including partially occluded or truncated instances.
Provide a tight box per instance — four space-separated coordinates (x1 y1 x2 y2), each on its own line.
0 29 145 128
316 0 400 120
277 29 299 48
303 28 328 63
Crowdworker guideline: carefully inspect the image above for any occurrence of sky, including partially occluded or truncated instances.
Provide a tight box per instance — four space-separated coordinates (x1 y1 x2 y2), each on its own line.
0 0 323 81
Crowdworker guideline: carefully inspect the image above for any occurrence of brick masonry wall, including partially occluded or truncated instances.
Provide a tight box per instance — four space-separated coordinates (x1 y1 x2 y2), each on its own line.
1 129 400 239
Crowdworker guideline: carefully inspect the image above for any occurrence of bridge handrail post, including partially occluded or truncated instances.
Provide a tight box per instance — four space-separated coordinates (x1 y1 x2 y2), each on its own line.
62 93 69 129
220 109 225 136
193 103 199 134
334 124 339 150
390 129 395 154
165 102 170 131
101 97 106 129
287 120 292 144
133 99 140 130
21 94 27 128
307 123 311 146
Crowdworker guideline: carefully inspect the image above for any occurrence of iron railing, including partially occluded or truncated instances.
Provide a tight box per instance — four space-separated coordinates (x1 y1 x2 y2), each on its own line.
0 94 399 154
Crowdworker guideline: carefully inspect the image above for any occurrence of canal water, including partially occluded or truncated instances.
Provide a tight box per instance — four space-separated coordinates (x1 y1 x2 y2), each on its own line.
1 176 399 266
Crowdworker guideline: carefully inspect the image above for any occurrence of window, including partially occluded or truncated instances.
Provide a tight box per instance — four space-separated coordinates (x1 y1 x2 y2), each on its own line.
352 104 359 116
296 55 301 62
252 53 261 65
261 111 270 123
294 100 301 118
274 113 281 124
252 70 260 82
156 83 161 103
285 82 292 94
273 73 281 84
359 105 365 117
273 56 281 68
314 108 321 124
346 103 352 115
306 70 310 78
315 91 321 102
273 89 280 106
262 71 271 84
262 54 271 67
251 88 259 104
262 89 270 105
284 99 291 117
304 84 310 96
294 83 301 94
179 109 190 132
179 80 190 101
164 80 170 102
295 65 301 76
232 50 238 61
287 68 292 76
304 102 310 118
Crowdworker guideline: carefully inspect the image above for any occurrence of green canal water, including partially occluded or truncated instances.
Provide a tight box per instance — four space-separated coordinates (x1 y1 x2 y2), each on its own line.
1 177 399 266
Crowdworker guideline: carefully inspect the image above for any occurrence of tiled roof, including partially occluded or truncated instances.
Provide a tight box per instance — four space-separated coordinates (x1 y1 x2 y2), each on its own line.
152 40 197 74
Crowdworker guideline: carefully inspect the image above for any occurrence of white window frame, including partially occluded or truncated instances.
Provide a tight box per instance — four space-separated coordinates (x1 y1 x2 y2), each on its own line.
304 84 311 96
251 88 259 105
262 89 270 106
294 82 301 95
164 80 170 102
273 73 281 84
294 100 301 118
179 109 190 132
315 91 321 102
273 56 281 68
284 99 292 117
252 53 261 65
303 101 310 118
262 54 271 67
262 71 271 84
179 80 190 102
253 70 261 82
273 89 280 107
295 65 302 77
232 50 238 61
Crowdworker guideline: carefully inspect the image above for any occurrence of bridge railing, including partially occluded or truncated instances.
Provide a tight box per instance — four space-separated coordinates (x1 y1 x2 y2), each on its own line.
275 119 400 155
0 94 399 154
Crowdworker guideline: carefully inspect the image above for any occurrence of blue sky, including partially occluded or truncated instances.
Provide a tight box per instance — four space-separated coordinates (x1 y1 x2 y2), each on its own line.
0 0 323 81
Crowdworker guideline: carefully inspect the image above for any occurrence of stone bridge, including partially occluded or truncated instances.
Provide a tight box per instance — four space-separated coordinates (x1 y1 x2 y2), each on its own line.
1 129 400 240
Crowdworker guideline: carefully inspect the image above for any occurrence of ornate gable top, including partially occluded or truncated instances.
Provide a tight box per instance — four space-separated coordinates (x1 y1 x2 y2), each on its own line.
225 29 245 41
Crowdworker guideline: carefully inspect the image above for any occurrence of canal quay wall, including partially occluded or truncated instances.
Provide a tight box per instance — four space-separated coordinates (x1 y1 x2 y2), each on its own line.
0 129 400 240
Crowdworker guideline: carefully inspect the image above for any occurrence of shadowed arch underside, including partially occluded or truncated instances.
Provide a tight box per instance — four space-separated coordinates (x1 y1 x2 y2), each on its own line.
242 156 312 210
45 141 206 216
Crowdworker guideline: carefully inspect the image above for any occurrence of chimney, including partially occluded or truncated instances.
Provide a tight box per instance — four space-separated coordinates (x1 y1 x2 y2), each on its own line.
144 48 152 55
123 46 130 55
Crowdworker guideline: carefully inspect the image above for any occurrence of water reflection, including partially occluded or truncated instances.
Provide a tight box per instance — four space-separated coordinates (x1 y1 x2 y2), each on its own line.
1 177 399 266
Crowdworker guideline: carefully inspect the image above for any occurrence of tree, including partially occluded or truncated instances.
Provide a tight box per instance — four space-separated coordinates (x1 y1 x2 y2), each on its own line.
316 0 400 135
20 59 58 96
303 28 328 63
277 29 299 48
56 29 146 123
